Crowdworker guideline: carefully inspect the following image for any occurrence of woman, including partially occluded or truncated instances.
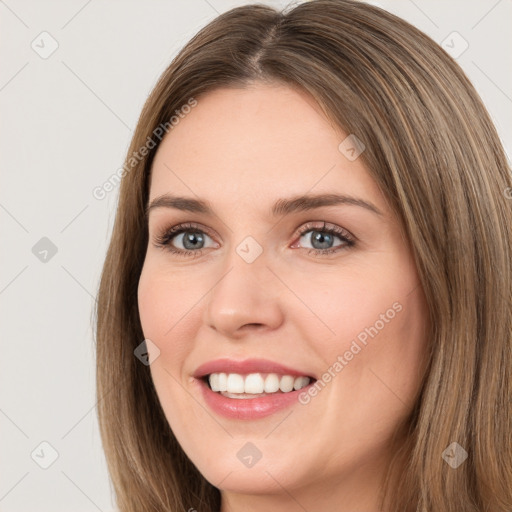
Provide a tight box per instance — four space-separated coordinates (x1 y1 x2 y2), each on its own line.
94 1 512 511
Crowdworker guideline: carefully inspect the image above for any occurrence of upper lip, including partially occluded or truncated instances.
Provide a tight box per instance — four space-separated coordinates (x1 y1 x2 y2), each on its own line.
193 358 317 380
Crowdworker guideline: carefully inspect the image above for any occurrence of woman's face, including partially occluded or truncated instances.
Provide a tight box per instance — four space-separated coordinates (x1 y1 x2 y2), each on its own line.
138 83 428 508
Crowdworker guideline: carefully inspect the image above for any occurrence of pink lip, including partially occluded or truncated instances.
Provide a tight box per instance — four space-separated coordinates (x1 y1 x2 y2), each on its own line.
193 358 316 379
192 358 317 420
195 379 315 420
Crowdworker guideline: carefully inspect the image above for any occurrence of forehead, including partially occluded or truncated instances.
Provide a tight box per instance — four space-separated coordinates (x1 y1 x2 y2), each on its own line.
148 84 384 212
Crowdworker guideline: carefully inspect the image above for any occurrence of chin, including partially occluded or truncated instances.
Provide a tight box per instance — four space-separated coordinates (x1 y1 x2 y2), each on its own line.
204 465 294 494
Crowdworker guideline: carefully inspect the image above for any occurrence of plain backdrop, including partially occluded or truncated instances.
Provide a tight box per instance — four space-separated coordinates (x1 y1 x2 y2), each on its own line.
1 0 511 510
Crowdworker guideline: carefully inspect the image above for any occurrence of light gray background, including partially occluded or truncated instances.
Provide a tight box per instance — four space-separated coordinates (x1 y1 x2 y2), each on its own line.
1 0 510 510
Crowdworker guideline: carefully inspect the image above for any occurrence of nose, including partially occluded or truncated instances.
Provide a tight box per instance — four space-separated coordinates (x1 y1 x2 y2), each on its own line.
203 250 285 339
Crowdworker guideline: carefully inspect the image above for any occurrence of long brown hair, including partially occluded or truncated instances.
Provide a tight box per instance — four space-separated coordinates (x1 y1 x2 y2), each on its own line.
94 1 512 510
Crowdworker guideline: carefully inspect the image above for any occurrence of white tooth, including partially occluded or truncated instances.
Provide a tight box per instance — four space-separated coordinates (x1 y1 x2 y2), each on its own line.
293 376 310 390
218 372 228 392
244 373 264 394
279 375 295 392
264 373 280 393
209 373 220 392
212 372 310 396
226 373 245 393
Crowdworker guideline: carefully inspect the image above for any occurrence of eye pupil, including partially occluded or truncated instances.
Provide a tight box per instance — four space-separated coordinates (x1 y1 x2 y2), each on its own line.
312 231 333 250
183 232 204 250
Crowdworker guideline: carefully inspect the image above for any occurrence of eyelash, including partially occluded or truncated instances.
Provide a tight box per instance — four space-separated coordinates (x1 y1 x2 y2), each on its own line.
152 221 356 258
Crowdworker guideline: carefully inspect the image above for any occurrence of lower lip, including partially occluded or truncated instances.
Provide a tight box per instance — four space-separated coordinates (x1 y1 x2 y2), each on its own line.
196 378 315 420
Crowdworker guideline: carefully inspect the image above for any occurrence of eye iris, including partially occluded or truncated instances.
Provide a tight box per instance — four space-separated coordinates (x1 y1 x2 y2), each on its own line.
311 231 333 250
182 231 204 250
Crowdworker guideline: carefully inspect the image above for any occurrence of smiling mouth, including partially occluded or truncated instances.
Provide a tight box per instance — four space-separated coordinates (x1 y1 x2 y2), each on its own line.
201 372 316 399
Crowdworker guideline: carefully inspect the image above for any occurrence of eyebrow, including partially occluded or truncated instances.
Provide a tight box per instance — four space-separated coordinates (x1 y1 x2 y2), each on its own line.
145 192 383 218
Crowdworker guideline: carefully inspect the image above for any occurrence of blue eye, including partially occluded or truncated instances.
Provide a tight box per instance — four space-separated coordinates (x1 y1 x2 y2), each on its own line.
153 221 355 258
171 231 210 251
153 222 218 257
299 229 349 253
293 221 355 255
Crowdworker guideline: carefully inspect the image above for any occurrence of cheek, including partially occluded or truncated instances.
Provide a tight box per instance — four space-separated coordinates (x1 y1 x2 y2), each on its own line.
137 264 201 424
137 263 203 368
288 263 410 349
138 261 202 334
291 263 427 410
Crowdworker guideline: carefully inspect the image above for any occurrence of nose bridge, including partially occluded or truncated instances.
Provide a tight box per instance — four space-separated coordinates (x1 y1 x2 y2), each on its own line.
204 238 284 337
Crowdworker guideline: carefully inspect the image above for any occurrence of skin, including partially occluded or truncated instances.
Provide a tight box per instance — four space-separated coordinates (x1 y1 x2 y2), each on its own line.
137 82 429 512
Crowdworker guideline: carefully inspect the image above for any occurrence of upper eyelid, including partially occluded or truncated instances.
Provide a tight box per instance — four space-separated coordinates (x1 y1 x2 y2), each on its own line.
151 221 213 235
